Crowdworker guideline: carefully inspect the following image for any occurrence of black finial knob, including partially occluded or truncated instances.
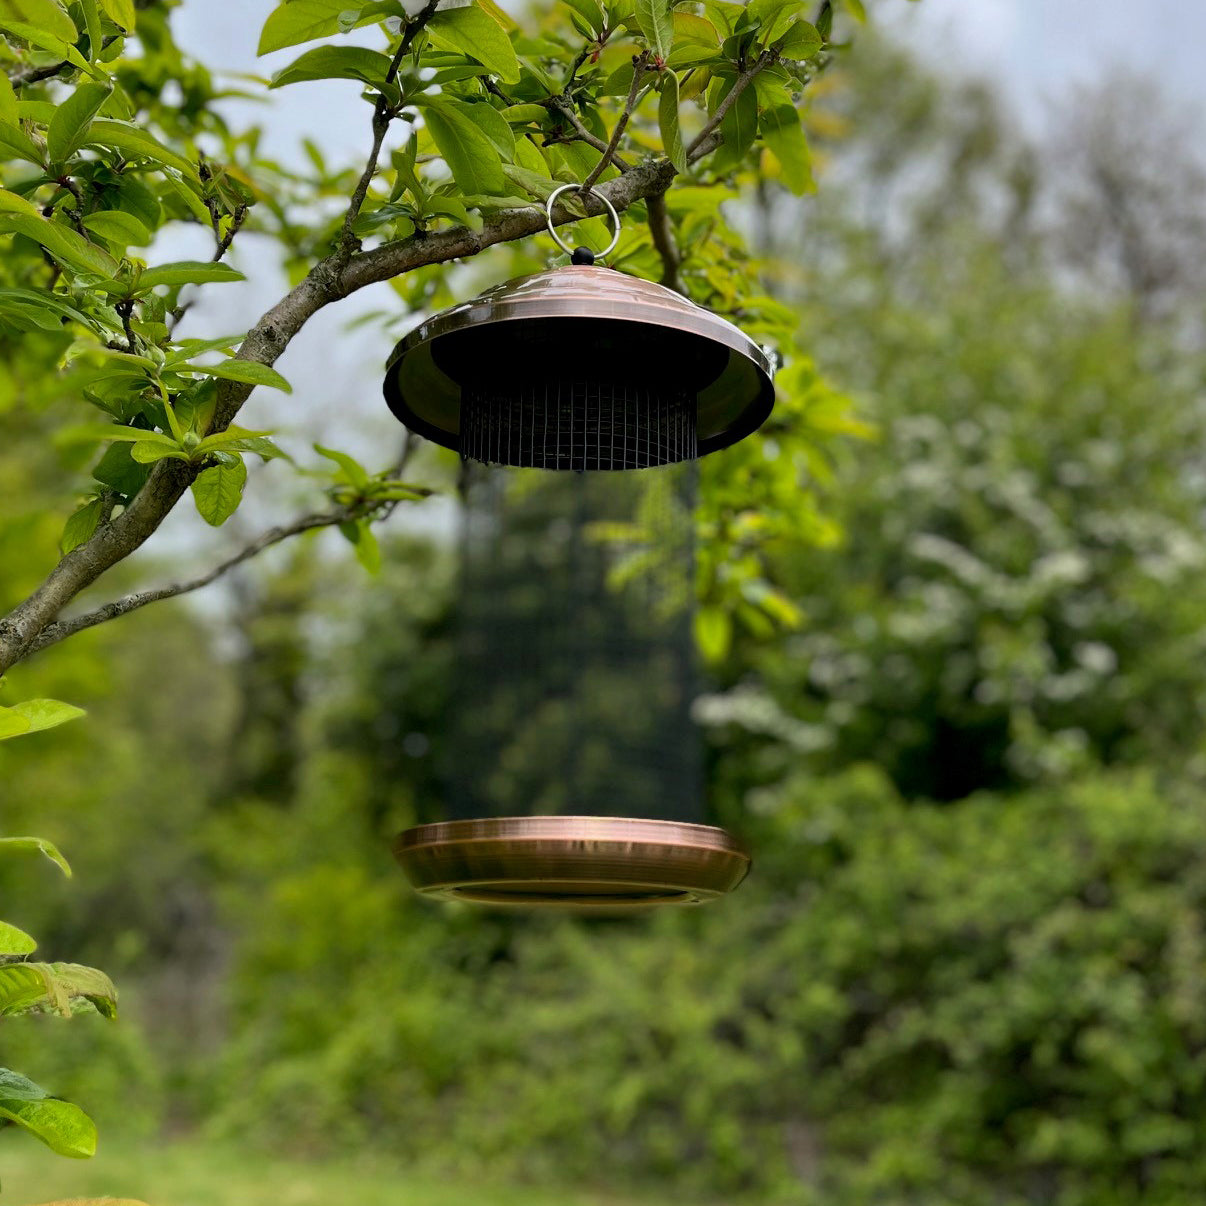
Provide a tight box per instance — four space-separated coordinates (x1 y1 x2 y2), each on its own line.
571 247 596 265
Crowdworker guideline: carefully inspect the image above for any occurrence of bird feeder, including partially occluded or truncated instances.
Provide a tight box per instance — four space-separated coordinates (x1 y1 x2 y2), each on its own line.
382 186 776 471
385 185 769 907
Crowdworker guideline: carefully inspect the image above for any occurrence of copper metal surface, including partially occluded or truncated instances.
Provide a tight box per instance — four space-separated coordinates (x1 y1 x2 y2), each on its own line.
382 265 775 459
393 816 750 907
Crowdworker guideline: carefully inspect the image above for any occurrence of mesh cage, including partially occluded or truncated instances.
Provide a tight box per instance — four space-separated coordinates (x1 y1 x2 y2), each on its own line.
443 463 703 824
460 374 698 470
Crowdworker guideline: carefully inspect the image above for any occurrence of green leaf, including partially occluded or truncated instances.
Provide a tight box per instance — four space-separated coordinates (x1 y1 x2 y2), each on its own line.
196 433 286 462
0 1097 98 1159
163 334 244 366
0 1070 48 1101
421 99 506 197
130 440 188 464
0 21 90 79
258 0 346 54
315 443 369 490
427 5 521 84
60 424 178 447
672 10 718 45
695 606 732 661
91 440 150 496
0 71 16 123
138 261 245 289
634 0 673 58
712 79 758 171
761 102 813 194
191 456 247 527
0 188 118 278
80 0 102 60
340 519 381 575
269 45 393 91
98 0 135 29
0 961 115 1019
658 69 686 172
843 0 866 22
0 700 86 742
0 119 44 166
46 82 111 163
0 0 76 42
180 359 291 393
501 103 547 125
82 208 153 247
0 836 72 876
777 18 821 56
0 287 92 331
747 0 808 42
563 0 605 36
0 964 55 1015
61 497 103 553
0 922 37 955
84 119 199 177
44 962 118 1018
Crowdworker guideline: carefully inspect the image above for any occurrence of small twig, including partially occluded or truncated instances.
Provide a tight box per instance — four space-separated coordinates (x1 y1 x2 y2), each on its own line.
687 51 776 162
8 34 121 87
548 98 635 172
646 192 683 293
8 60 70 87
211 203 248 263
115 300 137 353
333 0 439 269
25 441 422 658
564 43 595 90
582 54 648 190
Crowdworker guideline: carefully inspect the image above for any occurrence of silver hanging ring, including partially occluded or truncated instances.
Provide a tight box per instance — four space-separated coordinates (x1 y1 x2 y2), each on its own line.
545 182 622 261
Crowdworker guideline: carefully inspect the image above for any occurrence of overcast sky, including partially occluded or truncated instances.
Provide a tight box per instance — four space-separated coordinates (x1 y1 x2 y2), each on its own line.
139 0 1206 575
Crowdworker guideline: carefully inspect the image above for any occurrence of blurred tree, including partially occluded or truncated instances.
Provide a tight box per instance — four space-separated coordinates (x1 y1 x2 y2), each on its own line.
701 37 1206 803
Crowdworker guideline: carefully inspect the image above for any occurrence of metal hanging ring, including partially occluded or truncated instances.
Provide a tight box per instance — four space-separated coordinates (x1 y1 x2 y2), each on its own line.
545 182 621 261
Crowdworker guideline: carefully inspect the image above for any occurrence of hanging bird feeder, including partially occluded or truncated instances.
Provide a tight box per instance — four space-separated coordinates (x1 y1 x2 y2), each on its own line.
385 185 766 908
382 185 776 471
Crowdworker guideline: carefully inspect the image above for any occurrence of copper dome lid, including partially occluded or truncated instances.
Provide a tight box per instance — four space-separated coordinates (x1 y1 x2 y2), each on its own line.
382 265 775 466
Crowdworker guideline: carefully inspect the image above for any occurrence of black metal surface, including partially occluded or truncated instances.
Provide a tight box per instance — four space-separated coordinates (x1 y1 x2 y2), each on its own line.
383 265 776 464
442 463 702 825
459 370 698 471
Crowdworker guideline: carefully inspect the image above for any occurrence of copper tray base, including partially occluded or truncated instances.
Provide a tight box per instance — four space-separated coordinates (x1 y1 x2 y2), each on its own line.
393 816 750 908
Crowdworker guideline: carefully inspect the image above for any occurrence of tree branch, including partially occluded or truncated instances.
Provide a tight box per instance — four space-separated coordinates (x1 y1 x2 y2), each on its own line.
0 157 680 674
333 0 439 268
23 439 421 659
582 54 648 191
687 52 777 162
646 192 683 293
8 60 71 87
548 99 635 172
24 511 353 657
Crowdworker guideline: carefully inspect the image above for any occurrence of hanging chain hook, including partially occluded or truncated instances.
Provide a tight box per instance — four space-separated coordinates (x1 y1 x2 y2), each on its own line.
545 182 621 264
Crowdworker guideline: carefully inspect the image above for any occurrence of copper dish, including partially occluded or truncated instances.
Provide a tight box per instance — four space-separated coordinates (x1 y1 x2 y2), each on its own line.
393 815 751 908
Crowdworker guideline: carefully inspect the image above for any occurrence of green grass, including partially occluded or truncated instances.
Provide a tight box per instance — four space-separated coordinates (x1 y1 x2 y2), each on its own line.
0 1139 698 1206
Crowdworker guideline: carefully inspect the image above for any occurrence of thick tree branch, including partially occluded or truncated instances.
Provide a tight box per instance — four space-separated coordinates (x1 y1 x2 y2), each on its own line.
646 193 684 293
0 157 679 674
